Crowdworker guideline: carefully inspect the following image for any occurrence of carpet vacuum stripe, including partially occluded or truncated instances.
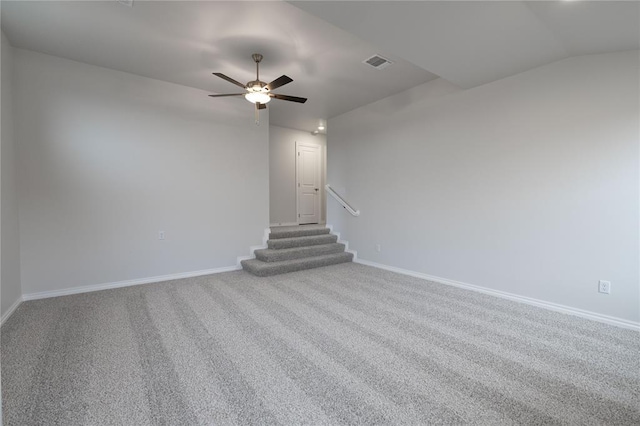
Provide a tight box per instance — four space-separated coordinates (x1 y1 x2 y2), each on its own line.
271 274 637 423
2 263 639 425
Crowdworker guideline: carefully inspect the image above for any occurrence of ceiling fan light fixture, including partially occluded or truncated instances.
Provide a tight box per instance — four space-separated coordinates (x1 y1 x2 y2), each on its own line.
210 54 306 115
245 92 271 104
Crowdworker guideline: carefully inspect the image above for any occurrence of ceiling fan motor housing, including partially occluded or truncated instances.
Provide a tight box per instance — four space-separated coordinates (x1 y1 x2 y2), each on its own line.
247 80 268 92
209 53 307 108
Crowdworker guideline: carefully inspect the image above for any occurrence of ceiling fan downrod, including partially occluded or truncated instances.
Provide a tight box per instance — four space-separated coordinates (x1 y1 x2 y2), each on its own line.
252 53 263 82
208 53 307 125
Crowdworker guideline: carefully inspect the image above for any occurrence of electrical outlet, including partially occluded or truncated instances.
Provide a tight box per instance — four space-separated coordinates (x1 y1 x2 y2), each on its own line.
158 231 165 240
598 280 611 294
375 244 381 252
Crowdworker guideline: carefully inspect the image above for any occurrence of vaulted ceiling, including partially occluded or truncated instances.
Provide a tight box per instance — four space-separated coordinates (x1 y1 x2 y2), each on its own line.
2 1 638 132
291 1 640 89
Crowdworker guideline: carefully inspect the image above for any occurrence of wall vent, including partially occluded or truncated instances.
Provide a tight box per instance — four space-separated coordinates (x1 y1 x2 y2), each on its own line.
117 0 134 7
363 54 393 70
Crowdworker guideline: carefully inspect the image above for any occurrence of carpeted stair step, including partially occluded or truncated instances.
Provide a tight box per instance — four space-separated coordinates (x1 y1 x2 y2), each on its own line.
269 226 330 240
255 243 346 263
243 226 352 277
241 252 354 277
267 234 337 250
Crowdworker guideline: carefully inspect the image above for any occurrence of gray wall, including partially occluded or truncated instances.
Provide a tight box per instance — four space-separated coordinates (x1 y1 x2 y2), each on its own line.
1 31 22 319
269 125 326 225
328 50 639 322
14 49 269 296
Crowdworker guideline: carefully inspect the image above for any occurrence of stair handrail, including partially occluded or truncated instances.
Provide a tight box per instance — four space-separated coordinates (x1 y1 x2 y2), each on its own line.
325 184 360 217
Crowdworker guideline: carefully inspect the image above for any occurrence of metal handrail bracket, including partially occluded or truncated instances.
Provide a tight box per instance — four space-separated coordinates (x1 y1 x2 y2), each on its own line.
325 184 360 216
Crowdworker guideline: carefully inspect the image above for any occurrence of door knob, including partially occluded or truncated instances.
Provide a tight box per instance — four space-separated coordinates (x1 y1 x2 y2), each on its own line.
315 188 319 191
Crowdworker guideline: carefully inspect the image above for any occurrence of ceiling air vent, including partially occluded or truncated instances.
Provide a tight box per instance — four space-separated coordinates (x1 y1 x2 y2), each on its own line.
363 54 393 70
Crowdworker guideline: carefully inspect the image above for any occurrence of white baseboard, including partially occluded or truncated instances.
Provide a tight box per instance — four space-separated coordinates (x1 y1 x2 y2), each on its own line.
270 222 327 227
236 245 265 265
326 224 358 260
269 222 298 227
21 266 239 302
1 296 24 326
236 228 270 266
354 258 640 331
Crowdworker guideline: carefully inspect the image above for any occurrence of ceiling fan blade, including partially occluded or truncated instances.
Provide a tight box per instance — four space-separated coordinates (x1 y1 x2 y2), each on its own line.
257 102 267 110
212 73 247 89
270 93 307 104
266 75 293 91
208 93 245 97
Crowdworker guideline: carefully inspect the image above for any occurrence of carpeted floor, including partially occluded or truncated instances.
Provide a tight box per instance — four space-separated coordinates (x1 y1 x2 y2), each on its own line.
2 263 639 425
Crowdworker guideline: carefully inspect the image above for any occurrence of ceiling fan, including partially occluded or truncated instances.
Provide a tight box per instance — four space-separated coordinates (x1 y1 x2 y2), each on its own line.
209 53 307 123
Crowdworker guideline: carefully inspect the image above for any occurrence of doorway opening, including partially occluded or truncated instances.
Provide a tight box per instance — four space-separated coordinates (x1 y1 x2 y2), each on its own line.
268 126 326 227
296 142 322 225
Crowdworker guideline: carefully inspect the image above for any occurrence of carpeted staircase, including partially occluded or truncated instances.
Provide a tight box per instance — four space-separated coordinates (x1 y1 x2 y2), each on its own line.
241 225 353 276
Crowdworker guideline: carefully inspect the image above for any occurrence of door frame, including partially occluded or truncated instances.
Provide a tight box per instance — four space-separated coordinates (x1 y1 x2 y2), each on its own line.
295 141 322 225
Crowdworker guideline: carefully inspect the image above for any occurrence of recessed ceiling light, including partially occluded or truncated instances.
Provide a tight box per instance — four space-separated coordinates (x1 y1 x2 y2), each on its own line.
318 125 325 130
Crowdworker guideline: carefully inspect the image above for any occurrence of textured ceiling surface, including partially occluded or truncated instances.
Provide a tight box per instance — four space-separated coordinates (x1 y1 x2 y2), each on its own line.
0 1 436 132
291 1 640 89
2 1 638 131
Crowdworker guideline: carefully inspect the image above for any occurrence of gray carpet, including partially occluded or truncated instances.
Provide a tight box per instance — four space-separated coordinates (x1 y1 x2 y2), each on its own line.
242 225 352 277
2 263 639 425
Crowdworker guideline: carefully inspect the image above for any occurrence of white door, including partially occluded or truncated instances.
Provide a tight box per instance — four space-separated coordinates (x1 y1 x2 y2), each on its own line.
296 142 321 224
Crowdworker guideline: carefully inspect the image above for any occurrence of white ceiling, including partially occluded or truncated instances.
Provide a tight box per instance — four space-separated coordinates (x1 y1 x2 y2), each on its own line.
2 1 638 131
0 0 437 132
291 0 640 89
